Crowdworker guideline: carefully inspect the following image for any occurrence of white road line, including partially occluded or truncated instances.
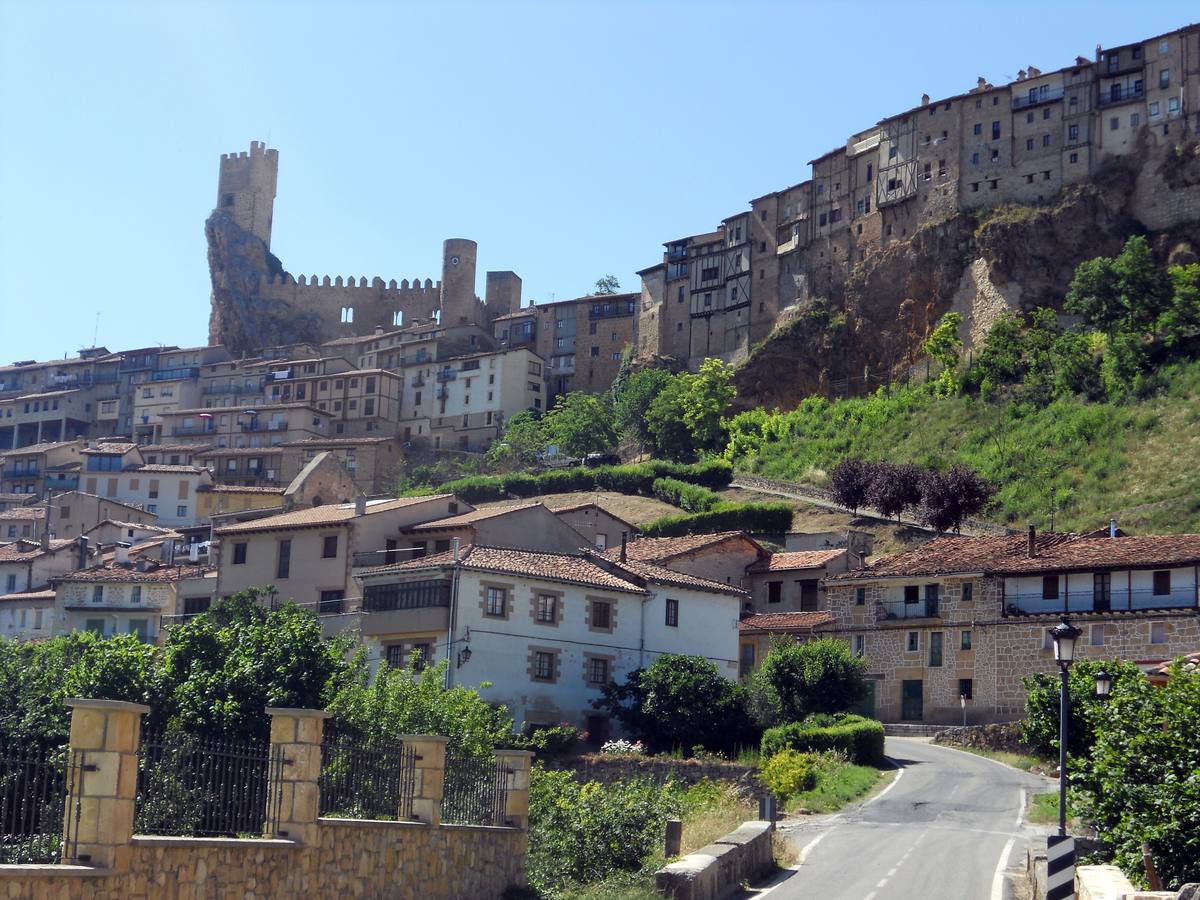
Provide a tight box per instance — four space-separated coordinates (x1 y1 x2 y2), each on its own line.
1016 789 1026 828
887 867 898 877
797 830 830 865
863 892 877 900
863 757 904 806
990 836 1016 900
876 878 888 888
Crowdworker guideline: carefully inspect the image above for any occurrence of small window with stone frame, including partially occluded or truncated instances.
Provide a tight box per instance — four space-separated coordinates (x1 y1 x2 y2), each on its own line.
587 657 609 685
533 651 555 681
591 600 612 629
665 598 679 627
906 631 919 653
486 587 507 617
536 594 557 624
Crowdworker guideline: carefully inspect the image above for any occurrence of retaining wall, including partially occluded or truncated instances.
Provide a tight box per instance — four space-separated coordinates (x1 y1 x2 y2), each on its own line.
654 819 774 900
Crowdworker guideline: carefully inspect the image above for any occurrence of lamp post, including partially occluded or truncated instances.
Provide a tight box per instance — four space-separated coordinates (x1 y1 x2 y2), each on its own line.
1094 669 1112 701
1050 616 1081 837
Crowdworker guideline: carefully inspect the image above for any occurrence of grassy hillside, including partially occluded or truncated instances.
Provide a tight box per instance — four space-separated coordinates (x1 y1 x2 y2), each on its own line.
728 358 1200 535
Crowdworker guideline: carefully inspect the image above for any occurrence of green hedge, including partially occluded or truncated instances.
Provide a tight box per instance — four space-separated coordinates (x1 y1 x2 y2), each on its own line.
651 477 721 513
640 501 793 537
760 714 885 766
410 460 733 504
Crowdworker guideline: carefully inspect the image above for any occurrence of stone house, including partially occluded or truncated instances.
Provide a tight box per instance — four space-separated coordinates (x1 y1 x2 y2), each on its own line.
0 537 95 597
398 502 590 559
353 543 746 737
0 439 85 496
603 531 766 591
0 588 56 641
1 490 158 542
822 528 1200 724
550 500 637 551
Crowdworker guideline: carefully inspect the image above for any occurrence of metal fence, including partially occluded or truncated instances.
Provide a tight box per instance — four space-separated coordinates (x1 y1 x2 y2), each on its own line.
441 749 509 827
134 730 285 838
318 732 418 820
0 738 90 864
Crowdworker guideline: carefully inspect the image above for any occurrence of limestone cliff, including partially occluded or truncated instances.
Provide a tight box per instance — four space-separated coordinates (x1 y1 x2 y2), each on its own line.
206 210 321 356
733 139 1200 410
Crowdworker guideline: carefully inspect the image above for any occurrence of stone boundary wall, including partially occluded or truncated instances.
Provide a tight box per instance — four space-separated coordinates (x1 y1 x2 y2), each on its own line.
931 722 1032 754
545 753 757 788
655 820 774 900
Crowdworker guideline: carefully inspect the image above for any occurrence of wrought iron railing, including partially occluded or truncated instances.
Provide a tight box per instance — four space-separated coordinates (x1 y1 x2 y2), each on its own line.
441 750 509 827
876 598 940 620
318 733 417 820
134 730 285 838
0 738 90 864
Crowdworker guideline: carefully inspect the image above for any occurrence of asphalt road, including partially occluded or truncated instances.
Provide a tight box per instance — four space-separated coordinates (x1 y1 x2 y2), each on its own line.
759 737 1053 900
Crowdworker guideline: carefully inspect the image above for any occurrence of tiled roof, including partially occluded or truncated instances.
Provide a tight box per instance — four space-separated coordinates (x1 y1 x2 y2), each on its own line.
831 532 1200 580
134 464 206 474
406 502 542 532
199 447 283 456
492 309 536 321
749 549 846 572
603 556 750 598
55 564 216 584
359 544 646 594
738 611 835 633
0 441 80 457
198 485 285 494
551 501 636 527
81 443 139 455
603 532 759 564
0 507 45 521
85 520 178 534
0 494 37 504
280 438 395 447
1153 651 1200 676
0 539 74 562
137 443 209 454
0 589 56 603
215 495 451 535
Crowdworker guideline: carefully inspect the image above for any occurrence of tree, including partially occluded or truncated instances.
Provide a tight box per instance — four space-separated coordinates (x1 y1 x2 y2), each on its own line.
1100 329 1147 401
593 275 621 295
1051 328 1105 400
866 462 923 523
971 312 1025 390
542 392 618 458
613 368 673 452
1156 263 1200 347
1020 658 1141 760
923 312 964 393
644 377 696 461
919 465 995 534
485 409 546 469
828 458 873 515
680 358 737 452
748 638 867 726
1065 235 1171 336
592 654 753 753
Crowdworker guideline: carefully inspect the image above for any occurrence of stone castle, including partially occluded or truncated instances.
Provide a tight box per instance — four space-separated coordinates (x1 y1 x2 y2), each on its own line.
207 142 522 355
634 22 1200 381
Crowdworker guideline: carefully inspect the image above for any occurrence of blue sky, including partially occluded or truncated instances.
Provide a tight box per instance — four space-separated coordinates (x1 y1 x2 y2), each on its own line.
0 0 1194 363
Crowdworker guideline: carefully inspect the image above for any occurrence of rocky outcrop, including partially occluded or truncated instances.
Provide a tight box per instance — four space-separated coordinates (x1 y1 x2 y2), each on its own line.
206 210 321 356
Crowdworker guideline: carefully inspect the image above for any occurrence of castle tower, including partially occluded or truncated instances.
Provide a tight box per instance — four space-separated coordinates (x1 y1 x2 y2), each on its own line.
440 238 479 327
485 271 522 320
216 141 279 247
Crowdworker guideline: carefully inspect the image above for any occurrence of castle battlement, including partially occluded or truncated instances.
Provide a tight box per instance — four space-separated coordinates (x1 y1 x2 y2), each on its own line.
268 274 439 292
220 141 276 163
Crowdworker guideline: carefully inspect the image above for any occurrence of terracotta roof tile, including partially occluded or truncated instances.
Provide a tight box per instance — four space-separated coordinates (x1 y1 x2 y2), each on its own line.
750 549 846 572
602 556 750 598
134 464 206 474
279 438 396 447
0 589 56 603
0 507 45 521
55 564 216 584
0 539 74 562
198 485 285 494
199 447 283 456
215 495 451 535
407 502 542 531
81 443 139 455
602 532 759 564
0 441 81 457
738 611 835 632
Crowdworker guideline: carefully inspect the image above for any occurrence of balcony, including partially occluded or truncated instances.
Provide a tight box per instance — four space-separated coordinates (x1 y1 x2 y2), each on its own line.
876 598 940 621
7 466 39 478
1004 588 1196 617
588 303 636 320
1012 86 1065 110
151 367 199 382
240 420 288 433
436 370 457 382
435 387 449 400
667 246 689 262
171 425 216 437
359 579 451 635
409 375 426 387
1098 83 1144 107
44 473 79 491
203 381 263 395
1101 55 1146 77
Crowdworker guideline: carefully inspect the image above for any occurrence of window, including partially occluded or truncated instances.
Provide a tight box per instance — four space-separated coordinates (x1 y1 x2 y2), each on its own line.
1026 112 1034 125
665 598 679 627
853 635 865 657
92 585 104 604
906 631 919 653
587 657 609 685
1026 138 1034 151
992 121 1000 140
1090 624 1105 647
739 643 756 677
1150 622 1166 644
929 632 943 667
959 678 973 700
1150 101 1161 118
4 575 13 593
767 581 782 604
276 539 291 579
973 123 982 135
799 579 819 611
855 588 866 606
85 619 105 635
533 651 555 681
1094 572 1111 611
904 585 919 604
232 542 247 565
1042 134 1052 147
184 596 211 616
1069 124 1079 141
536 594 557 624
1110 117 1119 131
176 505 187 518
1152 570 1171 596
991 150 1000 162
322 535 338 559
590 346 599 358
486 587 507 617
1042 575 1059 600
1168 97 1180 115
1043 108 1051 120
1043 629 1055 651
1160 68 1169 89
385 645 406 668
318 590 345 615
961 582 974 604
591 600 612 630
131 586 142 605
1070 152 1079 164
960 630 972 651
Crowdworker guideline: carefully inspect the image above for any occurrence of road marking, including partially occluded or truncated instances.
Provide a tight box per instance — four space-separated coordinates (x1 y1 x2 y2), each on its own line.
863 892 877 900
1016 789 1026 828
797 829 830 865
990 836 1016 900
876 878 888 888
863 756 904 806
887 867 898 877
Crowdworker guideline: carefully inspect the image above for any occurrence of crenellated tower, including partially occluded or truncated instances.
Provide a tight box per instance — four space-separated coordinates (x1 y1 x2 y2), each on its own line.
440 238 480 326
216 141 279 247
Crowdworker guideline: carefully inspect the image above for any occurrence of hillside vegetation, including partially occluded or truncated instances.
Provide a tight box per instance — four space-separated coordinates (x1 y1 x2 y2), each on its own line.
726 357 1200 534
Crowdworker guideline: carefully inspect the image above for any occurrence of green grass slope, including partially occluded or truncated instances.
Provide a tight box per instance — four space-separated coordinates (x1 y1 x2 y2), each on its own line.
731 358 1200 534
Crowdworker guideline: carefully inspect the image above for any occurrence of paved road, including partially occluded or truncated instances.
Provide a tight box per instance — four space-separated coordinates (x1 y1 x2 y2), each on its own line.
759 737 1052 900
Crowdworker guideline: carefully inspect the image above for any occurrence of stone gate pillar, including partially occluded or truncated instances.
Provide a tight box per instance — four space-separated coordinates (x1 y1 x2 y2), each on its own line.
266 707 328 845
494 749 534 831
401 734 447 826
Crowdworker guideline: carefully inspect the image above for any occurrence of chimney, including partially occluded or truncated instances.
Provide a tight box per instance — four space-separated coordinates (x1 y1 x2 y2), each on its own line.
76 535 89 571
1017 68 1027 81
921 92 930 106
620 531 628 562
1095 43 1102 63
1109 518 1118 539
1028 65 1041 77
354 495 367 516
374 325 384 336
1027 524 1036 558
115 542 130 566
977 76 987 91
452 536 460 562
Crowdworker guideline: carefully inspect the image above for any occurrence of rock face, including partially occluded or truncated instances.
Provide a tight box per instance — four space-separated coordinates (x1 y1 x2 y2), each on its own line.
206 210 322 356
733 140 1200 409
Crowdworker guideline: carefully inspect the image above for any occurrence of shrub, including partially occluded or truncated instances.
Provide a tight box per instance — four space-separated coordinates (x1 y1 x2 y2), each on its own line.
499 472 541 497
759 749 818 800
508 723 586 755
1020 658 1142 760
600 738 646 756
429 474 508 502
748 638 868 726
640 501 793 537
760 714 885 766
652 477 721 513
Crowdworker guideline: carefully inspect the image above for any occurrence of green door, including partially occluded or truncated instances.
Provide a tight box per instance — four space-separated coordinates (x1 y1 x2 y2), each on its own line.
901 680 924 721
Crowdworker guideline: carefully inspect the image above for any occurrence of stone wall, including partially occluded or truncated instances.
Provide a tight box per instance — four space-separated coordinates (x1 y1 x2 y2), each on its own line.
655 820 774 900
931 722 1032 754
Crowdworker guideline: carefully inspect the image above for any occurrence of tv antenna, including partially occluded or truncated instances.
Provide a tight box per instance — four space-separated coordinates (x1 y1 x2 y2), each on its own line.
93 312 100 347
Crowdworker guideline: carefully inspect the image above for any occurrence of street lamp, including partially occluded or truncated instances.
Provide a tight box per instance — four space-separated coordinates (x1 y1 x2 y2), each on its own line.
1094 669 1112 700
1050 616 1081 837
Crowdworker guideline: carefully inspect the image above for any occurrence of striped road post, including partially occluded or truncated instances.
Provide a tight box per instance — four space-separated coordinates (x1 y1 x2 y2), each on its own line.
1046 835 1075 900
